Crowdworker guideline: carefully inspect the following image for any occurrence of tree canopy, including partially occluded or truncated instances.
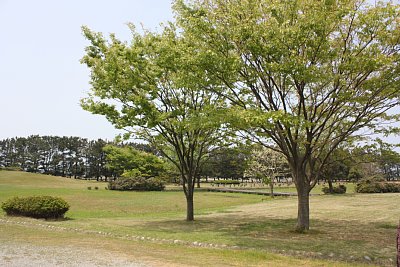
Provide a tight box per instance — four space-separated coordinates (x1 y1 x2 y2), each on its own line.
103 144 166 178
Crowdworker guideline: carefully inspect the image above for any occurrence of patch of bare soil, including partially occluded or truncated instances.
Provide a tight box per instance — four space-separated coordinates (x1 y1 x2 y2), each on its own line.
0 241 148 267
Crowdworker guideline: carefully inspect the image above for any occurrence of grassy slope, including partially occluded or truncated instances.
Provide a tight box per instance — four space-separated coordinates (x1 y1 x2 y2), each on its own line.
0 170 397 266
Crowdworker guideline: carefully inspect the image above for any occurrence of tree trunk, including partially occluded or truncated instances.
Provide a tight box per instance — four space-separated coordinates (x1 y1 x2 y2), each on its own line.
186 194 194 221
296 186 310 232
327 177 333 193
270 180 274 198
197 176 201 188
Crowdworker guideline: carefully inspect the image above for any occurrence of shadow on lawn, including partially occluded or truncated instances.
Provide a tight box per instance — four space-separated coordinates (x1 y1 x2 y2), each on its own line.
139 214 396 266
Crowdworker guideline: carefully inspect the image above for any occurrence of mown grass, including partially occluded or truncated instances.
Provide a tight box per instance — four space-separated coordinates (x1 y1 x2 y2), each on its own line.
201 181 356 194
0 170 398 266
0 172 261 220
0 223 367 267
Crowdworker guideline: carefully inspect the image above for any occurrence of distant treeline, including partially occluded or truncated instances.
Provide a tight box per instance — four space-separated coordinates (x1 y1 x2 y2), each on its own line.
0 135 153 180
2 135 399 183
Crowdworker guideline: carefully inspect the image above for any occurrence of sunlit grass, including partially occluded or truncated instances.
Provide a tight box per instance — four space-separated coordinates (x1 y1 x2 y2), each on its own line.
0 170 397 266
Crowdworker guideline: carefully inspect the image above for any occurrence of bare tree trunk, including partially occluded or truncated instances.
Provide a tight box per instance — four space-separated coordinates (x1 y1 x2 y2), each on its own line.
327 177 333 193
183 172 195 221
196 176 201 188
296 184 310 232
270 180 274 198
186 194 194 221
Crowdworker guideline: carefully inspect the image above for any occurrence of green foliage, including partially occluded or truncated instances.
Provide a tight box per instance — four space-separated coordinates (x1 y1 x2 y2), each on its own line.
347 167 363 182
355 180 400 193
322 185 346 194
108 176 165 191
1 196 70 219
104 145 166 178
200 146 251 179
174 0 400 229
81 21 228 220
245 147 289 184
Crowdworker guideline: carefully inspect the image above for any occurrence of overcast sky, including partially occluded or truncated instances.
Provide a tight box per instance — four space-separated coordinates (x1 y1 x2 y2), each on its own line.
0 0 173 140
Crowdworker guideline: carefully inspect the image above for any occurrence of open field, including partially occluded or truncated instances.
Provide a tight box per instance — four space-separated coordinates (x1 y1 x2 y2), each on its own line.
197 181 356 194
0 170 398 266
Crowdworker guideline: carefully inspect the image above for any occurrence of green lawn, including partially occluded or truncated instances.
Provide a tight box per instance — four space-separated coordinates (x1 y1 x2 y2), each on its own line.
0 170 397 266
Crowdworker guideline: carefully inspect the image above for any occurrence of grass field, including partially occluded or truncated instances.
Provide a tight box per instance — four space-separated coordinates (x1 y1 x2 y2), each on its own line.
199 181 356 194
0 170 398 266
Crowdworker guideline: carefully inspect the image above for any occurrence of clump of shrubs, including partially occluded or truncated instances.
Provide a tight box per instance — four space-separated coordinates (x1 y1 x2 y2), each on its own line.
108 176 165 191
322 184 347 194
355 179 400 193
1 196 70 219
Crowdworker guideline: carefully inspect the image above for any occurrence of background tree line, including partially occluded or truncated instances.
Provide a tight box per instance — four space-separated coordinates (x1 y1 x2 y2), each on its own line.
1 135 399 184
0 135 253 182
0 135 154 180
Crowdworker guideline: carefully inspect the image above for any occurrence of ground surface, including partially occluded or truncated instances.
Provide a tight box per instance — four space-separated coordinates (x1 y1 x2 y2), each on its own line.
0 241 146 267
0 171 398 266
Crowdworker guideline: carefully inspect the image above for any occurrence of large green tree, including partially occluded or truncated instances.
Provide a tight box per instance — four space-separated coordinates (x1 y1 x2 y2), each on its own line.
200 146 251 181
81 25 226 221
174 0 400 230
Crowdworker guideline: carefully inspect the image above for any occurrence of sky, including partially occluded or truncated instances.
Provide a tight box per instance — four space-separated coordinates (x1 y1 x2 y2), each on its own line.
1 0 399 144
0 0 174 141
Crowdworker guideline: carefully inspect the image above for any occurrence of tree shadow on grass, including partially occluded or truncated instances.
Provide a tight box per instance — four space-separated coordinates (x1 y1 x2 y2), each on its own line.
137 214 396 266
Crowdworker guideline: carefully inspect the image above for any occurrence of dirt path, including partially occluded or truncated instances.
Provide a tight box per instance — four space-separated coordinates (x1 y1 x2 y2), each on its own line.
0 241 148 267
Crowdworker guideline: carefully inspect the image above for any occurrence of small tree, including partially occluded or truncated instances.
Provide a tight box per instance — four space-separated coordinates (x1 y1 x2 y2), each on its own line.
319 148 351 192
81 25 225 221
246 147 288 197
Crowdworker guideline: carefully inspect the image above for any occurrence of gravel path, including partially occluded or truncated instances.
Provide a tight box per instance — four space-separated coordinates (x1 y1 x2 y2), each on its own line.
0 241 148 267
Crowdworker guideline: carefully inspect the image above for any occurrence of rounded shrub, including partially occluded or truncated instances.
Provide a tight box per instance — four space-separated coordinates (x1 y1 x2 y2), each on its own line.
1 196 70 219
108 176 165 191
322 184 347 194
355 180 400 193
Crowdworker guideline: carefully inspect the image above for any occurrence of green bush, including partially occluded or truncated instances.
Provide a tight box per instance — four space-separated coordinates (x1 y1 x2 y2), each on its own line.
322 184 347 194
355 180 400 193
1 196 70 219
108 176 165 191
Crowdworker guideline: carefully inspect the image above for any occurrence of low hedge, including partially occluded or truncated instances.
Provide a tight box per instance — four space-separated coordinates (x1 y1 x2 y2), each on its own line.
322 184 347 194
355 180 400 193
212 180 241 185
1 196 70 219
108 176 165 191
